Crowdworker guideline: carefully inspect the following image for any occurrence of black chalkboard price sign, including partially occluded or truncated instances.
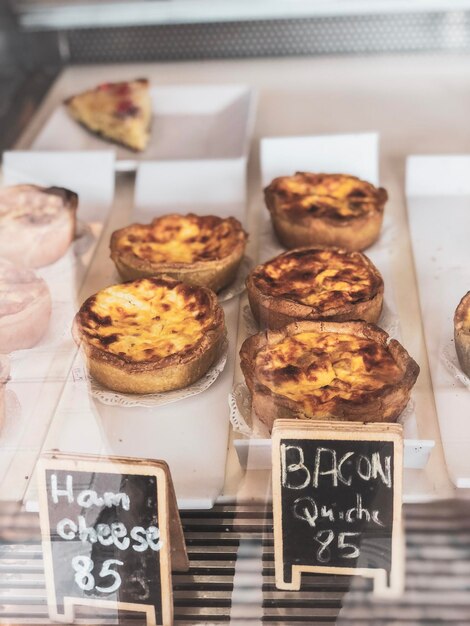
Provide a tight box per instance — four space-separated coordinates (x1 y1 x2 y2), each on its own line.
272 420 404 596
37 453 189 625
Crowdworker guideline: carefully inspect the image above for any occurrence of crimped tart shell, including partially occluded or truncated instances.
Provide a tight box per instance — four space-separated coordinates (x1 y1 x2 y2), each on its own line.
264 172 387 251
110 214 247 293
0 184 78 268
455 291 470 377
240 320 419 433
246 247 384 330
73 277 226 394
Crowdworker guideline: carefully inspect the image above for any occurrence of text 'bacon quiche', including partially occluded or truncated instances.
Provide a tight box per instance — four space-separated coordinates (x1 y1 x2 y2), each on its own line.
0 184 77 268
110 214 247 292
264 172 387 251
247 247 383 329
240 320 419 432
73 277 226 394
65 78 152 152
455 291 470 377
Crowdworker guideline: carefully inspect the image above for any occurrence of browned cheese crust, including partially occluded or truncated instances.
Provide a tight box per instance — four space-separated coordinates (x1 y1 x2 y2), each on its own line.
246 247 384 329
0 184 78 268
73 276 226 393
240 320 419 432
264 172 388 251
455 291 470 377
0 259 52 352
110 214 247 292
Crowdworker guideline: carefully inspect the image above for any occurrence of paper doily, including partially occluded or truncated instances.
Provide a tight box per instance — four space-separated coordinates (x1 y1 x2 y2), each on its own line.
229 381 415 440
441 340 470 390
90 339 228 408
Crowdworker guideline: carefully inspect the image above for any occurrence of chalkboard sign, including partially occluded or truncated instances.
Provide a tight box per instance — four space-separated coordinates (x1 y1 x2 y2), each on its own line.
37 453 189 625
272 420 404 596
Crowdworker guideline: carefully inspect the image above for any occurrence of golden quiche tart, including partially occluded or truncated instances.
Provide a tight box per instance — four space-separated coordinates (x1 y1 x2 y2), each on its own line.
455 291 470 377
246 247 383 329
65 78 152 152
264 172 387 251
73 277 226 394
0 259 52 352
240 320 419 432
110 214 247 292
0 184 77 268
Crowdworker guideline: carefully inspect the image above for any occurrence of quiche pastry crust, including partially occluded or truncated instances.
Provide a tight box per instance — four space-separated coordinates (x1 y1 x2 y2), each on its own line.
455 291 470 377
110 214 247 292
73 277 226 393
0 259 52 352
240 320 419 432
246 247 383 329
0 184 77 268
264 172 387 251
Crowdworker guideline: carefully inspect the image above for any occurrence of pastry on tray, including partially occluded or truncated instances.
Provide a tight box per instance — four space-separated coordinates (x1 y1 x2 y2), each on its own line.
64 78 152 152
0 184 78 268
246 247 383 329
0 355 9 431
240 320 419 432
73 277 226 394
455 291 470 377
0 259 52 353
264 172 387 251
110 214 247 292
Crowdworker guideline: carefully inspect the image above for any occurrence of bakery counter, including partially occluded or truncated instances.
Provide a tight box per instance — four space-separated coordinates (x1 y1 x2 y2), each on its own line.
7 53 470 507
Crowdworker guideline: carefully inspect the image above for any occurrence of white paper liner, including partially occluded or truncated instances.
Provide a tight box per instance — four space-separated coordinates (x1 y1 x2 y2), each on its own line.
89 339 228 408
229 381 416 440
441 340 470 391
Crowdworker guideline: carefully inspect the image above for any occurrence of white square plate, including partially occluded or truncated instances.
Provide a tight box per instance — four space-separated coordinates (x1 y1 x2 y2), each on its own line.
31 84 255 172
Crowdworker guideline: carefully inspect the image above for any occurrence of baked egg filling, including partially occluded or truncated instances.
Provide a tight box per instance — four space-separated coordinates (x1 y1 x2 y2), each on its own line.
79 278 214 362
114 215 242 264
253 248 380 311
255 331 402 416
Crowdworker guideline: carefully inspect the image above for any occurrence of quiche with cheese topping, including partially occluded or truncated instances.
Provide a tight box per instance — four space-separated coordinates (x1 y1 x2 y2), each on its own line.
73 277 226 393
240 320 419 432
65 79 152 152
247 247 383 329
455 291 470 377
264 172 387 251
110 214 247 292
0 259 52 352
0 184 78 268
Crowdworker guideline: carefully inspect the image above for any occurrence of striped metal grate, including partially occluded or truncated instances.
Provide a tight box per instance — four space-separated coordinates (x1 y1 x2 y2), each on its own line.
1 502 470 624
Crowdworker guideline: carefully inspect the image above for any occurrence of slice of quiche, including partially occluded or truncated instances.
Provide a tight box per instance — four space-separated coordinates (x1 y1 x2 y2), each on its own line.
64 78 152 152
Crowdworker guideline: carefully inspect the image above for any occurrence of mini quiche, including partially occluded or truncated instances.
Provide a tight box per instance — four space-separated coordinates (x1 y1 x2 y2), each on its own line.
0 259 52 352
0 184 78 268
73 277 226 394
110 214 247 292
455 292 470 377
246 247 383 329
65 78 152 152
264 172 388 251
240 320 419 432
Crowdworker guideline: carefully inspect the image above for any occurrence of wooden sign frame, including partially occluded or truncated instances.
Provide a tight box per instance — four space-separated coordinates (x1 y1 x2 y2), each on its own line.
272 419 404 597
37 453 189 626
